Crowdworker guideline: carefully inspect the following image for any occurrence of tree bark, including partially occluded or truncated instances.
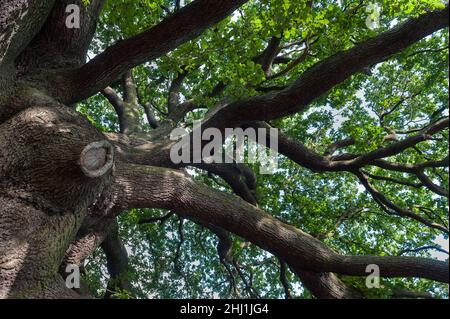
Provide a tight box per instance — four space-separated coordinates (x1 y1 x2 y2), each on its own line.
0 1 448 299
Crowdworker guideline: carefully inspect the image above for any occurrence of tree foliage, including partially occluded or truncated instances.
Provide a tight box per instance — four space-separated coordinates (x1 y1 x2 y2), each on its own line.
75 0 449 299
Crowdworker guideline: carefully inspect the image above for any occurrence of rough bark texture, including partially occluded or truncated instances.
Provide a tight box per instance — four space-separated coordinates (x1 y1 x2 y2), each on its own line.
0 1 448 299
0 104 114 298
48 0 249 104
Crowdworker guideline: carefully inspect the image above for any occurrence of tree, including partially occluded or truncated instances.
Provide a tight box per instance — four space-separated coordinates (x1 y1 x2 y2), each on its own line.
0 0 448 299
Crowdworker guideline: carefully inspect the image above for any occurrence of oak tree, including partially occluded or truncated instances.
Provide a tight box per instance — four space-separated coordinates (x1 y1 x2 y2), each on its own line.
0 0 448 299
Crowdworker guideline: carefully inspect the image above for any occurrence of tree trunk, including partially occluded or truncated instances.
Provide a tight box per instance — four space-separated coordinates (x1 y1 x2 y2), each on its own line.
0 103 114 298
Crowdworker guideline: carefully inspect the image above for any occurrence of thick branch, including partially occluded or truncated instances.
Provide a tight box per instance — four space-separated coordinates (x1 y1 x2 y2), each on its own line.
101 220 132 299
260 36 282 77
191 162 257 205
398 245 449 256
192 159 360 299
167 99 200 123
416 170 448 197
0 0 56 66
123 70 138 105
52 0 249 104
292 269 363 299
354 170 448 233
392 288 435 299
62 217 115 268
143 102 160 129
112 164 449 284
101 87 127 133
279 260 292 299
102 71 144 135
248 120 448 173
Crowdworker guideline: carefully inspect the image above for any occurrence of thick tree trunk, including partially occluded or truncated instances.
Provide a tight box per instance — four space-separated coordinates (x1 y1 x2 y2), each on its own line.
0 1 448 299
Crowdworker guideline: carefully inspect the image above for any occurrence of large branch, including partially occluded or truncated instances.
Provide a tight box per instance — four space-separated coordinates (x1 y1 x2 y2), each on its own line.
203 6 449 127
143 102 160 129
167 99 200 123
102 70 147 135
122 70 138 105
105 119 447 234
291 269 363 299
258 36 282 77
106 120 447 232
0 0 56 95
191 161 257 205
354 170 448 233
416 170 448 197
112 163 449 284
189 154 361 298
101 219 132 299
168 67 188 113
113 117 447 177
101 87 127 133
52 0 248 104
